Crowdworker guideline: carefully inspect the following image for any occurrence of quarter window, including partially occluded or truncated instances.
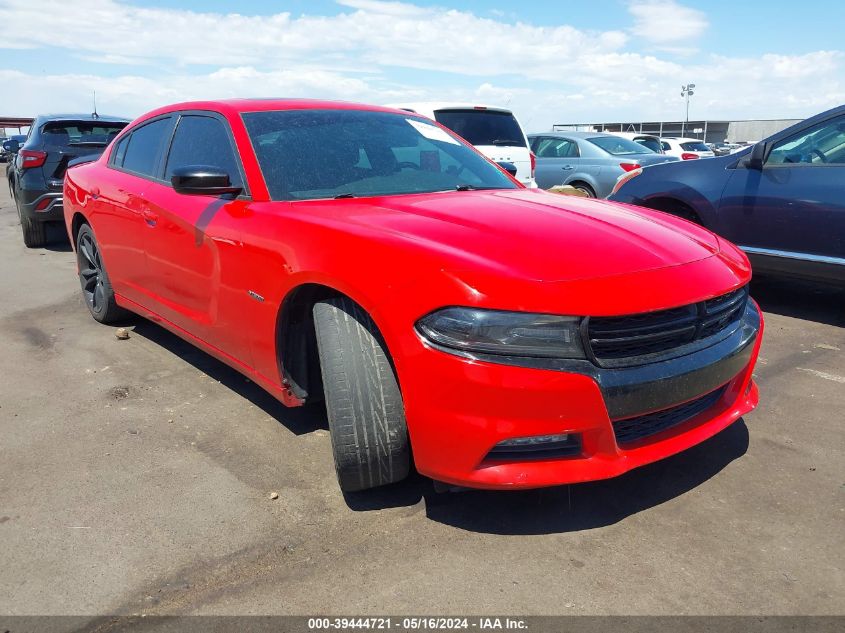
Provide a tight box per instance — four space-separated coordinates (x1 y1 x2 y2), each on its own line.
120 117 172 177
164 115 242 186
111 135 129 167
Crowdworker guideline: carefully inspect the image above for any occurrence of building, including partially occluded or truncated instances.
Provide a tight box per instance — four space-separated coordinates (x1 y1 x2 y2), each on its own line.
551 118 802 144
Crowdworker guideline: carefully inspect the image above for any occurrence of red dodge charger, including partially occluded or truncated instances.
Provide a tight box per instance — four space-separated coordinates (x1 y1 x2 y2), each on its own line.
63 99 763 492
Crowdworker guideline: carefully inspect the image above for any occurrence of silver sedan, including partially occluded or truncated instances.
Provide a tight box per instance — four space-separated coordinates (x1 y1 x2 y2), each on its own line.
528 131 679 198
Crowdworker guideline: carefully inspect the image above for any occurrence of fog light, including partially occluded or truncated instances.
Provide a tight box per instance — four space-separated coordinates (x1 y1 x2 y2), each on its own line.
35 197 52 212
497 433 570 447
487 433 582 461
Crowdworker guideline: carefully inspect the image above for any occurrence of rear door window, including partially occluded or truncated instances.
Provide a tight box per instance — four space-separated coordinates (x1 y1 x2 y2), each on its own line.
164 115 243 187
534 137 579 158
120 117 173 178
433 109 526 147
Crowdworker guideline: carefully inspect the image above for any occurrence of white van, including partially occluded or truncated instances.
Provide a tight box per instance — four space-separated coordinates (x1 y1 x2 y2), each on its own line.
386 102 537 188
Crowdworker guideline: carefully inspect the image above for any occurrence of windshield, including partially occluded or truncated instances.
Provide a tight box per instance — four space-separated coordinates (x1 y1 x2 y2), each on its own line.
588 136 655 156
42 121 127 147
432 109 526 147
680 141 711 152
242 109 519 201
633 137 662 153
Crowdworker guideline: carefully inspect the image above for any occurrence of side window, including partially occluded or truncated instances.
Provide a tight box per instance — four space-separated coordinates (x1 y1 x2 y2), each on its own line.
111 135 129 167
661 141 671 151
121 117 172 178
767 115 845 166
164 115 242 186
536 138 577 158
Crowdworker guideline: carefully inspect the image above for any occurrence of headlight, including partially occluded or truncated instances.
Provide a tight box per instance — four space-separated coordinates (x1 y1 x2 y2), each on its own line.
416 307 585 359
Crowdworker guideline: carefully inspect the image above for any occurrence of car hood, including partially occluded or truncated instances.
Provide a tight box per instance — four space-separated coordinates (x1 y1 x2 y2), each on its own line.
295 188 721 283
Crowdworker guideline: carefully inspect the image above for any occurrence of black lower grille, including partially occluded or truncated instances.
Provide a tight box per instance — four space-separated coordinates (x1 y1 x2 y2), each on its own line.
587 286 749 366
612 385 728 446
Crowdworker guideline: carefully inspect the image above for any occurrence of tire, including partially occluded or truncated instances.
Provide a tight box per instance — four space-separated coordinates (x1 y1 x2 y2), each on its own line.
573 183 596 198
76 223 128 323
20 213 47 248
312 297 410 492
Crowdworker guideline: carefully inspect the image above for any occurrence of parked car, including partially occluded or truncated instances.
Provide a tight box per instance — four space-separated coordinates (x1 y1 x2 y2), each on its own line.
1 134 27 162
527 131 679 197
660 137 715 160
604 132 665 154
386 102 537 188
10 114 129 247
610 104 845 284
64 99 762 493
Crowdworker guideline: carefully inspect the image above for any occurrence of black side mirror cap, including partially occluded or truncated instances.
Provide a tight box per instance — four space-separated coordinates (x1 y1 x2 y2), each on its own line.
3 140 20 153
745 141 769 170
171 165 243 196
496 161 518 177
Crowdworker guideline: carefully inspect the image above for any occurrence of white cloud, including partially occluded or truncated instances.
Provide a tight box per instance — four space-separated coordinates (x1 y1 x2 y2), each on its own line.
628 0 708 46
0 0 841 131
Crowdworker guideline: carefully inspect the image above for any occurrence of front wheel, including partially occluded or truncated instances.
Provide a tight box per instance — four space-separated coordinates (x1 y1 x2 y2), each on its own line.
312 297 410 492
76 224 128 323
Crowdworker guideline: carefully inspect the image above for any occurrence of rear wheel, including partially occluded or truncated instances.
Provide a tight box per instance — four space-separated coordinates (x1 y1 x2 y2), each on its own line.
572 183 596 198
20 213 47 248
312 297 410 492
76 224 128 323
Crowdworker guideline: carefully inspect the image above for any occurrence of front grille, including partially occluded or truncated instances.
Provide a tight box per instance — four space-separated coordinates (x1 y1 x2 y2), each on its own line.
612 385 728 446
587 286 748 366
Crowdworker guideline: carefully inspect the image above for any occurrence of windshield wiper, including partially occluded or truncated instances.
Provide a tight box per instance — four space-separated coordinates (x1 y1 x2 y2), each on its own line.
334 193 356 199
455 184 478 191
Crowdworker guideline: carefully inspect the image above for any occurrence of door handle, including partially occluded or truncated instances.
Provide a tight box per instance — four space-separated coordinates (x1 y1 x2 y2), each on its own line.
562 165 574 170
142 208 158 226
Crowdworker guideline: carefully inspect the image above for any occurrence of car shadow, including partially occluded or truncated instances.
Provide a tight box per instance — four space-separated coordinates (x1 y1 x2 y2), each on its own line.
751 275 844 327
43 222 73 252
346 420 750 535
119 314 750 533
127 318 328 436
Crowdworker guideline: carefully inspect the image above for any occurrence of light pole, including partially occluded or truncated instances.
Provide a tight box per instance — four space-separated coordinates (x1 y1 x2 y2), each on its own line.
681 83 695 136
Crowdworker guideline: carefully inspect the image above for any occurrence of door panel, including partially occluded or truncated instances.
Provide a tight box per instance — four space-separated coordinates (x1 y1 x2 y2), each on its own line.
718 114 845 260
142 113 255 363
532 136 583 189
91 117 174 307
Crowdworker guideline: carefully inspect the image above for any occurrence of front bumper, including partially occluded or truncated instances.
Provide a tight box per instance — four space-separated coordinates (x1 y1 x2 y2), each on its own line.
404 301 763 490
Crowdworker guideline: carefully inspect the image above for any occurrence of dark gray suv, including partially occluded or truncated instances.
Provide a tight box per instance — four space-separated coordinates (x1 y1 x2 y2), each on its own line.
9 114 129 247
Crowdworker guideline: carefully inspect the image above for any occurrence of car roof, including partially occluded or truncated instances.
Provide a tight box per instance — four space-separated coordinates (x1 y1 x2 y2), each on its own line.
605 132 660 139
34 113 130 124
661 137 704 143
527 131 619 139
132 99 428 125
385 102 513 115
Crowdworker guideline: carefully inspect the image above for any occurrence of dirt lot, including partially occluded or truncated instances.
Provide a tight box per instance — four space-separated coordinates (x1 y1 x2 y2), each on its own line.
0 178 843 619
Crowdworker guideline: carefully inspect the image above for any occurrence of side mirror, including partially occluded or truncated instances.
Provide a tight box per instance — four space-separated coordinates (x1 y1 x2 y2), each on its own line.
496 161 518 177
171 165 242 196
745 141 769 170
3 140 20 154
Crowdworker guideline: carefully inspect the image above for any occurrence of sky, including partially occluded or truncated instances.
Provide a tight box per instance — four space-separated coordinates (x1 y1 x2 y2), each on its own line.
1 0 843 131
